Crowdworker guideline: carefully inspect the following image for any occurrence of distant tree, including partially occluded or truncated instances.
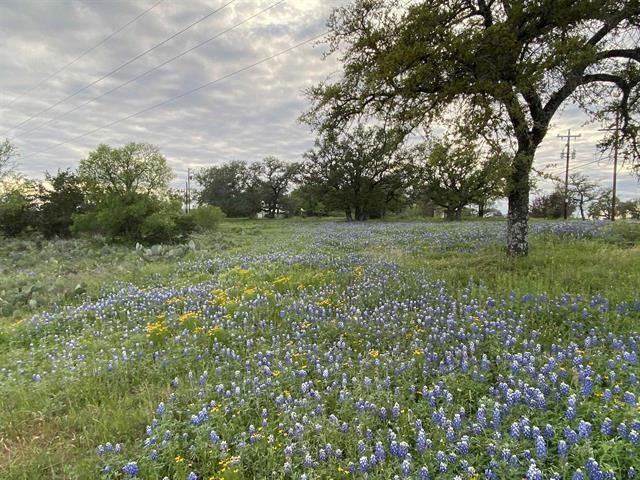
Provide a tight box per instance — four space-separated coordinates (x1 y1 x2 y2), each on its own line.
74 143 188 243
290 183 329 217
195 161 261 217
304 0 640 255
36 169 86 238
567 173 600 220
78 143 172 202
254 156 302 218
0 180 38 237
530 189 575 219
588 188 620 219
0 139 17 181
618 198 640 219
304 125 408 221
414 139 509 220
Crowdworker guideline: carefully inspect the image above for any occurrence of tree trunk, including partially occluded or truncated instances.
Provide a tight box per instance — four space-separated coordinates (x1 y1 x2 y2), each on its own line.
506 153 532 256
345 206 353 221
478 202 485 218
445 207 461 221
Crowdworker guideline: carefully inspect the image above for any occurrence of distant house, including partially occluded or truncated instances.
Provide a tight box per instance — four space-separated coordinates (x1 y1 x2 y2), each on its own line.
256 201 287 219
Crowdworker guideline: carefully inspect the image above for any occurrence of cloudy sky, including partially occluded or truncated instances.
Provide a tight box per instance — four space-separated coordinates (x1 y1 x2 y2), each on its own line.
1 0 638 207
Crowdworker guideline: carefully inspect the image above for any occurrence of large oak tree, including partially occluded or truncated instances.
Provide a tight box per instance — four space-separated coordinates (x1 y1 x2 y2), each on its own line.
304 0 639 255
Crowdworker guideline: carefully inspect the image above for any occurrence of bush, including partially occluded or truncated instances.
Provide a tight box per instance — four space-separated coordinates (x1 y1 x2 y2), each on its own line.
73 194 195 244
37 170 86 238
189 205 225 232
0 188 37 236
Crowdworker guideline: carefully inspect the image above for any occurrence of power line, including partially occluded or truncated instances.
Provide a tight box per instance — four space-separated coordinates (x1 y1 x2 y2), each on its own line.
19 30 329 161
9 1 285 141
3 0 236 136
3 0 164 109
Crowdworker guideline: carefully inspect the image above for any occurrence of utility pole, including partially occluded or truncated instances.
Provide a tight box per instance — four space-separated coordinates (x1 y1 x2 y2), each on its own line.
599 112 620 221
185 180 189 212
558 129 581 219
187 168 191 212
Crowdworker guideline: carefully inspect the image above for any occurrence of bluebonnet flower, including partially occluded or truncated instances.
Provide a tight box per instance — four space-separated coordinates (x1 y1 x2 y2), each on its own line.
187 473 197 480
578 420 592 439
572 469 585 480
534 436 547 459
527 462 543 480
564 427 578 445
600 418 613 436
419 466 429 480
623 391 637 406
558 439 568 459
375 442 385 462
357 440 366 454
359 456 369 473
416 430 427 453
401 459 411 477
586 458 602 479
618 423 628 438
457 436 470 455
122 462 139 477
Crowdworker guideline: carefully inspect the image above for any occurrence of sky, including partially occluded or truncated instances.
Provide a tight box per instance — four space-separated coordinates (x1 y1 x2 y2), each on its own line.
1 0 638 208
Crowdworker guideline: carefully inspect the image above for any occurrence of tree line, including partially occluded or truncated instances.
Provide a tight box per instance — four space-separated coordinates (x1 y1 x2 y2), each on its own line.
2 134 638 245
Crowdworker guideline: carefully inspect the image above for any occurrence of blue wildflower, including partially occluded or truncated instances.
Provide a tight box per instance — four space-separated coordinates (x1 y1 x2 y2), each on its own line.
122 462 139 477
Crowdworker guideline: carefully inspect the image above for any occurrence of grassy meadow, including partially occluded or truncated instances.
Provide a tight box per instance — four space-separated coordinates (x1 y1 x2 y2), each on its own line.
1 218 639 479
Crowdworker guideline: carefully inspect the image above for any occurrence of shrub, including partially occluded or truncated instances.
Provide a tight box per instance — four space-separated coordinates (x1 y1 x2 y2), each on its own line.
0 187 37 236
73 194 195 244
189 205 225 232
37 170 86 238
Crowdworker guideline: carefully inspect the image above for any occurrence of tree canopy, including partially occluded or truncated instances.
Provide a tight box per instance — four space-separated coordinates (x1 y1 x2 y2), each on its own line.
414 137 509 220
78 143 172 202
304 125 409 221
304 0 639 254
0 139 17 181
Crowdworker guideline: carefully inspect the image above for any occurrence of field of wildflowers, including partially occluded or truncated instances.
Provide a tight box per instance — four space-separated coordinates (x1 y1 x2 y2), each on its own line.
1 219 639 479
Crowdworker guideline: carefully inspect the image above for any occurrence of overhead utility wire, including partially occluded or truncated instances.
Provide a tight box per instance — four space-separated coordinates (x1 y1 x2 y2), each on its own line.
3 0 164 109
3 0 236 136
20 30 329 161
10 1 285 141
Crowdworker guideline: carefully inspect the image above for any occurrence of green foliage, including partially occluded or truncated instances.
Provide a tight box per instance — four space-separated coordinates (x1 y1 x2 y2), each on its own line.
0 181 37 237
303 125 409 221
72 193 194 244
303 0 639 254
588 189 618 220
618 198 640 219
37 169 86 238
195 161 262 217
189 205 225 232
415 138 509 220
607 221 640 246
0 138 17 180
78 142 172 202
254 156 302 218
530 190 575 219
